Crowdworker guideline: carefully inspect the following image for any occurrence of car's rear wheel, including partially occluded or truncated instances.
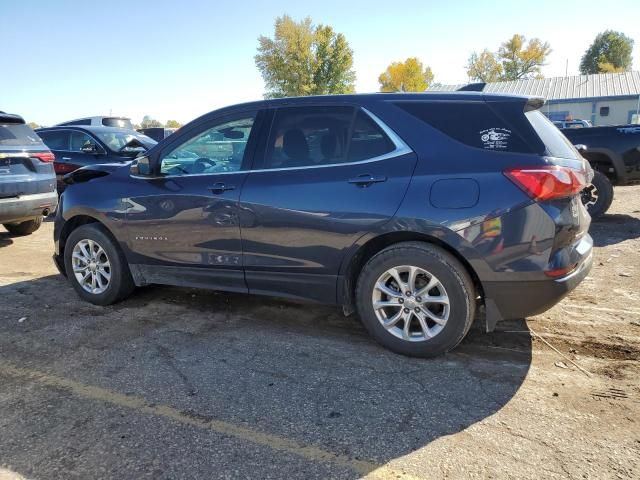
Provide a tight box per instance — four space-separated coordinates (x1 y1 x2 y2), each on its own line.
355 242 475 358
64 224 135 305
581 170 613 219
3 217 42 236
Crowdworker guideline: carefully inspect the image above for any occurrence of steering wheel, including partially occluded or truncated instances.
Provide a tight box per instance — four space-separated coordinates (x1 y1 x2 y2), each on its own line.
192 157 216 173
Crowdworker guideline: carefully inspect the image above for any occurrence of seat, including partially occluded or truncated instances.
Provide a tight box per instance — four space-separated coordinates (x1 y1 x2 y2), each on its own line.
320 132 339 162
282 129 309 167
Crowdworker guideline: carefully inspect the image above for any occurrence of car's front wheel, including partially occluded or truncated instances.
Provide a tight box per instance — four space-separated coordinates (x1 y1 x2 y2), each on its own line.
64 224 135 305
355 242 475 358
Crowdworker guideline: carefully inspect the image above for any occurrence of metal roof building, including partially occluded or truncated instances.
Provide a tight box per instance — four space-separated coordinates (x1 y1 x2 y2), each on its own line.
432 72 640 126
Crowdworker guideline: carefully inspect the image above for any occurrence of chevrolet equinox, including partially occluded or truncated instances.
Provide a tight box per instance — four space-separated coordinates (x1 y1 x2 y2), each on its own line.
54 93 593 357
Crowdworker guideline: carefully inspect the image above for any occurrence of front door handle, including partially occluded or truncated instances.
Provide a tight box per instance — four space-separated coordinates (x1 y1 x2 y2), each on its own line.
208 182 236 194
348 174 387 187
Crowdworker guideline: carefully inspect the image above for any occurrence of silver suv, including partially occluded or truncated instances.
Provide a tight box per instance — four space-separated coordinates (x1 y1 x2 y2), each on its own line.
0 112 57 235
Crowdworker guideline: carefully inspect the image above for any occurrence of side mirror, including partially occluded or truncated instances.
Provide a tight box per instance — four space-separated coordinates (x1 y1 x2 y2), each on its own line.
130 156 152 176
81 142 99 154
574 144 588 153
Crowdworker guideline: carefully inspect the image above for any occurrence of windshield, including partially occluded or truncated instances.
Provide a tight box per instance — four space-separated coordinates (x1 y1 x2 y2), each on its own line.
0 124 44 147
95 131 156 152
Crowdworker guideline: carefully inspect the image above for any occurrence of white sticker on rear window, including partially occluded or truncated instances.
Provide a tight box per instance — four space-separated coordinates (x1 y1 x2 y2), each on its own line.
480 128 511 150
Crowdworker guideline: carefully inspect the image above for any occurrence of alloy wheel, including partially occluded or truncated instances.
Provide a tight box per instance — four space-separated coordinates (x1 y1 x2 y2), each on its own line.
71 239 111 294
371 265 450 342
581 183 599 208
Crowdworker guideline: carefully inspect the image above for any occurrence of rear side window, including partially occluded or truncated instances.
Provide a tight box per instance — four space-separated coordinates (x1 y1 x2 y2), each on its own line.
526 110 579 160
0 124 44 146
102 117 133 129
264 106 354 169
59 119 91 126
38 130 70 150
394 101 534 153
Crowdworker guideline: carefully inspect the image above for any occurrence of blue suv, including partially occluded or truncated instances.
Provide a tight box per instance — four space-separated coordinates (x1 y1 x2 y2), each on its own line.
53 93 593 357
1 113 57 235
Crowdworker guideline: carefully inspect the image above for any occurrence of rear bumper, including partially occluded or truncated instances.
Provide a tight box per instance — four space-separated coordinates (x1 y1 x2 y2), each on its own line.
0 191 58 224
483 234 593 322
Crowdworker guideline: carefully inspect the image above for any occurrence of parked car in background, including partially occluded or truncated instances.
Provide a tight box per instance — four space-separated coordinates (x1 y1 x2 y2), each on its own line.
553 119 592 129
54 92 593 357
56 116 134 129
137 127 178 142
36 126 156 192
0 112 57 235
561 124 640 217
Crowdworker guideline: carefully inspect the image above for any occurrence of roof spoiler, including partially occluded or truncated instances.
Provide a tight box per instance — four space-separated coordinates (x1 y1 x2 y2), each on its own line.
524 97 545 112
457 83 485 92
0 112 25 124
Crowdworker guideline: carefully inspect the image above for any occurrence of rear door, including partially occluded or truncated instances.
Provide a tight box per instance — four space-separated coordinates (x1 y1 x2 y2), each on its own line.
0 123 55 198
239 105 417 303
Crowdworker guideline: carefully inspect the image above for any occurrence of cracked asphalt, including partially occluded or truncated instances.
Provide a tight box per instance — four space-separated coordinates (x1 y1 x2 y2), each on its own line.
1 186 640 479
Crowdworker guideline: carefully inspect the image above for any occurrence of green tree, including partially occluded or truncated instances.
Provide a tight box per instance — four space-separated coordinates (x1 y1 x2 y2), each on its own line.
378 57 434 92
165 119 182 128
255 15 356 98
580 30 634 74
498 34 551 80
466 49 503 82
140 115 162 129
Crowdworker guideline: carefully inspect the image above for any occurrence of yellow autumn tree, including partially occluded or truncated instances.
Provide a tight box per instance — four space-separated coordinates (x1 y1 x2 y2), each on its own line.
378 57 434 92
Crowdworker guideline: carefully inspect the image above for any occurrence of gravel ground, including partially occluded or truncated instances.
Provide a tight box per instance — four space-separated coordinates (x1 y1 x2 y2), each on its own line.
1 186 639 479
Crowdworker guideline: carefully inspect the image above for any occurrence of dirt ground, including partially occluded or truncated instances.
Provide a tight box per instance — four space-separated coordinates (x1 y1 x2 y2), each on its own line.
1 187 639 479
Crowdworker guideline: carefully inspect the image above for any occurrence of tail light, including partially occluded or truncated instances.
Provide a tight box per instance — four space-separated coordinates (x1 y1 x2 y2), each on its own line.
504 166 587 201
31 152 55 163
54 163 79 174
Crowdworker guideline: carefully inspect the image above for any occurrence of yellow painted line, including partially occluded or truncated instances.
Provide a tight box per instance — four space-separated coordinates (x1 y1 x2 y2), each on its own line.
0 361 421 479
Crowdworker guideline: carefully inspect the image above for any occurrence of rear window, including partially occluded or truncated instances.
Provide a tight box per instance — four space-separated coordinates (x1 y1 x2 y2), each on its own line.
102 117 133 129
0 124 44 147
526 110 579 159
395 101 534 153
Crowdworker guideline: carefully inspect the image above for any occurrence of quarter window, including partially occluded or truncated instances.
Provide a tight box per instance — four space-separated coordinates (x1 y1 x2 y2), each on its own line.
160 115 256 176
348 110 395 161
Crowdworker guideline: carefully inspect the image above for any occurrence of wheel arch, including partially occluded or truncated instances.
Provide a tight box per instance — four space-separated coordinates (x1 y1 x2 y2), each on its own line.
582 149 622 184
339 230 485 311
58 214 120 271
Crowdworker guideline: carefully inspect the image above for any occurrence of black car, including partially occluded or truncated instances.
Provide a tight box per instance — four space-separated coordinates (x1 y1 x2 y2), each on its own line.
0 112 57 235
561 125 640 217
138 127 178 142
54 92 593 357
36 126 156 192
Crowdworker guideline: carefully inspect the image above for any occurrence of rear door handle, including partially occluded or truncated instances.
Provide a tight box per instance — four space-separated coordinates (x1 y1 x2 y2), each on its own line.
348 174 387 187
208 182 236 194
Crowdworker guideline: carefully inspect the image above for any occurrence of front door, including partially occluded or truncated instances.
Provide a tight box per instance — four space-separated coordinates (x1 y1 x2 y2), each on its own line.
239 106 417 303
124 112 260 292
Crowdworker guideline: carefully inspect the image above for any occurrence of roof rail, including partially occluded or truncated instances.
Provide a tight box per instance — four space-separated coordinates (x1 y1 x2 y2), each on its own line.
457 83 486 92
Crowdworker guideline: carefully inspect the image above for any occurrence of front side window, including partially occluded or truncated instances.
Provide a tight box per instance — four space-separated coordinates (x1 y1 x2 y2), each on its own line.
70 131 97 152
37 130 70 150
160 115 255 176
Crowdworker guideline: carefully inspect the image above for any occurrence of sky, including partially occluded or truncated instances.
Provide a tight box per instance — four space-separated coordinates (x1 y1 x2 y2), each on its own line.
2 0 639 126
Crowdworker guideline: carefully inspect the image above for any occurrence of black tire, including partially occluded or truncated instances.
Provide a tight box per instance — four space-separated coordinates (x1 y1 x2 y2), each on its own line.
64 223 135 305
355 241 475 358
582 170 614 219
3 217 42 236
